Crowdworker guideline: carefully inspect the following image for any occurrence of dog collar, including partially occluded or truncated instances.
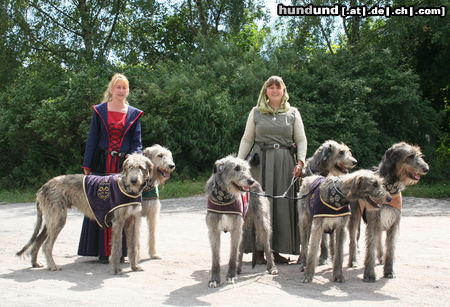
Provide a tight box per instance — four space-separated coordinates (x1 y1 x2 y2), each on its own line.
211 180 235 204
384 182 401 194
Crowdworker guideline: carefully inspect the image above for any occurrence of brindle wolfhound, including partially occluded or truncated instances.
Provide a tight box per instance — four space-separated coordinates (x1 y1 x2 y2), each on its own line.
298 170 391 283
16 153 153 275
351 142 429 282
205 155 276 288
301 140 358 265
141 144 175 259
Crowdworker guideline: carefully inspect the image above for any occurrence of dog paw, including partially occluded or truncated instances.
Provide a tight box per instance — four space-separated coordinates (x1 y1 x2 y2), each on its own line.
384 272 395 279
208 280 219 288
132 265 144 272
268 268 278 275
348 261 357 268
333 275 345 283
111 267 123 275
363 274 376 283
150 254 162 260
226 277 236 284
32 262 43 268
47 266 61 271
318 257 328 266
302 275 313 283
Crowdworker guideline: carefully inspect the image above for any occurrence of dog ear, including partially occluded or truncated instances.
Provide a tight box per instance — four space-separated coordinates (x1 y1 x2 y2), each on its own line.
145 158 154 177
321 144 332 161
213 161 224 174
379 145 402 182
351 176 363 195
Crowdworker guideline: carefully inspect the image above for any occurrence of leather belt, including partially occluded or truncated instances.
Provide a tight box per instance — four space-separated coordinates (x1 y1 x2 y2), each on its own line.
259 143 290 150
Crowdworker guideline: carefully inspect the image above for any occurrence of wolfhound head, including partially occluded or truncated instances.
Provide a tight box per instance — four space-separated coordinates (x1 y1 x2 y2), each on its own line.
305 140 357 176
378 142 429 188
207 155 255 197
343 170 392 209
143 144 175 186
121 153 153 195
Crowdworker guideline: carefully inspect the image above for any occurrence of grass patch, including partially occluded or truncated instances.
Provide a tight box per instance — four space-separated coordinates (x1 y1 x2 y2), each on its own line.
1 178 447 203
0 176 208 204
402 182 450 199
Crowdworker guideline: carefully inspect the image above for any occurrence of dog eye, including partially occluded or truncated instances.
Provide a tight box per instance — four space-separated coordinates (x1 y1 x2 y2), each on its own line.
408 154 415 160
235 166 241 171
339 150 344 155
373 181 379 188
157 154 163 158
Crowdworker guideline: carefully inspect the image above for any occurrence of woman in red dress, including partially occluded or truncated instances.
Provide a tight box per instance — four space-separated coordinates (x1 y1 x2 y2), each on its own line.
78 73 144 263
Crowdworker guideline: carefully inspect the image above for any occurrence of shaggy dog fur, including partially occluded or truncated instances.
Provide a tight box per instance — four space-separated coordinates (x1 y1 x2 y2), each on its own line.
205 156 276 288
298 170 391 283
352 142 429 282
141 144 175 259
301 140 358 265
16 154 153 275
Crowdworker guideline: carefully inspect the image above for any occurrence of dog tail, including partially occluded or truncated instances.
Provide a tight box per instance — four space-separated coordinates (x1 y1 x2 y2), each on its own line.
16 201 43 257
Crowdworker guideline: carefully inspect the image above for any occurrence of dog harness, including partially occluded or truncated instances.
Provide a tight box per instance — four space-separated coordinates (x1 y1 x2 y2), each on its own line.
142 186 159 200
207 193 249 218
308 177 350 218
83 174 142 228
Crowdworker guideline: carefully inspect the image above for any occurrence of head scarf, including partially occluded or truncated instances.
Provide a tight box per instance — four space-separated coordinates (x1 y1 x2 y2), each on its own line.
256 76 290 115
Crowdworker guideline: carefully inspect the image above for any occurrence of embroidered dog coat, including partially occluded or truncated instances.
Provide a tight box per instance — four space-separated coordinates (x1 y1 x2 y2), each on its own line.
207 192 249 218
83 174 142 228
308 177 350 218
142 186 159 201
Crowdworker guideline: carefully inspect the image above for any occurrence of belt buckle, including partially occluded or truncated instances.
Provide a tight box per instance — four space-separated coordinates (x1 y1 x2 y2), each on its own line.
111 150 118 156
274 144 280 149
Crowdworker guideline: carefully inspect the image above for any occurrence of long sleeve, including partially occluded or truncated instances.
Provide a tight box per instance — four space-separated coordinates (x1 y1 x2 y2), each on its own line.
237 109 256 159
293 108 307 164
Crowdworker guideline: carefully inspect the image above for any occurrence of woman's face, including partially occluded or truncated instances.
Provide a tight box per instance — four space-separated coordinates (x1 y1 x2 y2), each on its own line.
111 80 129 102
266 83 284 104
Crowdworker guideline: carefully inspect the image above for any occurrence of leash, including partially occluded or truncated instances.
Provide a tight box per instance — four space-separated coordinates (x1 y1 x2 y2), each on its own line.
248 176 312 201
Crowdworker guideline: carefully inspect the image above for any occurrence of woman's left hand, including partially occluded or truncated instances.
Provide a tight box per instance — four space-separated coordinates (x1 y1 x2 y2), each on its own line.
292 164 303 178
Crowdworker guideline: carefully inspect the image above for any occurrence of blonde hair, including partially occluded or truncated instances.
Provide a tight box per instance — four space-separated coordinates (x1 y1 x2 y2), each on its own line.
103 73 129 104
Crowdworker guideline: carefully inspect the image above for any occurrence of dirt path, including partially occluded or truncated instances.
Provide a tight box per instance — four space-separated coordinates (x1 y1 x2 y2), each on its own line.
1 196 449 306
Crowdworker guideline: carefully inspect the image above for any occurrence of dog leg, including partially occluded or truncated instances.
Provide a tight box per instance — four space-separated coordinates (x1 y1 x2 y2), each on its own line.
110 217 126 275
363 211 378 282
208 227 221 288
348 204 361 268
226 227 243 284
255 219 278 275
318 233 329 265
31 226 48 268
147 199 162 259
303 221 322 283
298 216 311 271
126 215 143 272
43 211 66 271
384 219 399 279
332 225 346 283
376 229 384 265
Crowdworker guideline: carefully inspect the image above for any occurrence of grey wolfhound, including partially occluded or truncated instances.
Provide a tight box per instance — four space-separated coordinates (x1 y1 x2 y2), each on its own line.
352 142 429 282
141 144 175 259
301 140 358 265
205 155 276 288
298 170 391 283
16 153 153 275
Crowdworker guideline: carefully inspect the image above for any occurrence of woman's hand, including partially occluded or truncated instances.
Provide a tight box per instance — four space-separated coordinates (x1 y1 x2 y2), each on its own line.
83 168 91 175
292 162 303 178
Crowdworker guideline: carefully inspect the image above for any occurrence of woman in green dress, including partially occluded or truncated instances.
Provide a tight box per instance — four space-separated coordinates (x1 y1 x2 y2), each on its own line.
238 76 307 263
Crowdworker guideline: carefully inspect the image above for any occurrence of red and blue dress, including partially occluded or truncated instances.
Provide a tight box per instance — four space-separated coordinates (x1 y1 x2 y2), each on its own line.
78 103 143 258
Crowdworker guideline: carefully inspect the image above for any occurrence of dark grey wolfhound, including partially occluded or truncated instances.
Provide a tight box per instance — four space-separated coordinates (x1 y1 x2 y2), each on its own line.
348 142 429 282
298 170 391 283
205 155 277 288
301 140 358 265
16 153 153 275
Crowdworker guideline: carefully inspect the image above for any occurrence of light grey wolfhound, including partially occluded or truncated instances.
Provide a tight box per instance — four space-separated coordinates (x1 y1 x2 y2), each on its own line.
298 170 391 283
352 142 429 282
301 140 358 265
205 155 277 288
141 144 175 259
16 153 153 275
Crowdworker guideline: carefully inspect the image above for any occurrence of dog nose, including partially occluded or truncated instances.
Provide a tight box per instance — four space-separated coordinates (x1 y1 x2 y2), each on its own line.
248 179 255 186
386 196 392 203
130 178 137 184
352 160 357 166
169 164 175 169
423 167 429 174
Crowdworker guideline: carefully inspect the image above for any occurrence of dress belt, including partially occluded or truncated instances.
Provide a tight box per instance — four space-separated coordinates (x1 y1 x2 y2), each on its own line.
259 143 290 150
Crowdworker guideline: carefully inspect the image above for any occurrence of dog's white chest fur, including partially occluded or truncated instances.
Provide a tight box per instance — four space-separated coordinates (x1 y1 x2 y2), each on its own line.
216 214 242 233
379 206 400 230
